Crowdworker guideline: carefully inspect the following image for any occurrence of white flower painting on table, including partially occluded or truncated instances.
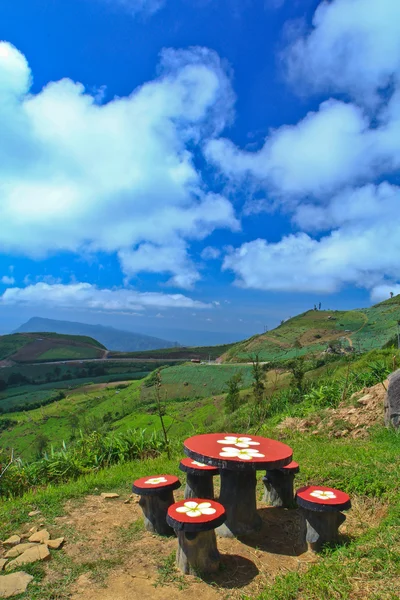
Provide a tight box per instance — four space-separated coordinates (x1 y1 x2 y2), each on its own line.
176 501 216 517
310 490 337 500
145 477 168 485
217 436 260 448
191 460 208 467
219 447 265 461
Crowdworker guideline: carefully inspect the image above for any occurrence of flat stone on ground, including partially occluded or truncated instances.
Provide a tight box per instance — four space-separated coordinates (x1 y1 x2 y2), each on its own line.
28 510 41 517
0 559 7 571
5 544 38 559
2 537 20 548
28 529 50 543
100 493 119 499
0 572 33 598
46 538 65 549
5 545 50 570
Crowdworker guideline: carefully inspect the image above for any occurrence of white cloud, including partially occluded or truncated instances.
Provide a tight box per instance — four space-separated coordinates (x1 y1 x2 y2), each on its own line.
206 0 400 297
0 42 237 288
207 99 377 200
370 285 400 303
119 241 200 289
200 246 221 260
224 184 400 294
284 0 400 106
206 0 400 205
0 282 210 311
98 0 165 17
1 276 15 285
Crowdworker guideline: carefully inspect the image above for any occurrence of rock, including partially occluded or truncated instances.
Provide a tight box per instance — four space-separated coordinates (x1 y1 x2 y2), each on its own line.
28 527 38 535
4 544 38 559
46 538 64 550
0 559 7 571
357 393 372 405
385 370 400 429
28 510 41 517
0 571 33 598
100 493 119 499
2 537 20 548
5 544 50 570
28 529 50 543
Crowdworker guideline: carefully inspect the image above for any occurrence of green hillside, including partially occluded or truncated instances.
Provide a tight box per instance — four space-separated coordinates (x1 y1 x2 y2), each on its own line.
0 332 105 363
224 295 400 362
108 342 234 360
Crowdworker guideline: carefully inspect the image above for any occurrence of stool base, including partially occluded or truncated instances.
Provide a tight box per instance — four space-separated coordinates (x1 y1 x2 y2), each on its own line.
176 530 220 575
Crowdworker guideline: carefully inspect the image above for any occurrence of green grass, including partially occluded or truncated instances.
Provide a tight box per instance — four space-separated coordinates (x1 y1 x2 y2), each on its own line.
0 332 105 363
109 343 234 360
36 346 101 360
0 426 398 599
225 295 400 362
0 376 217 459
0 334 28 360
156 363 254 398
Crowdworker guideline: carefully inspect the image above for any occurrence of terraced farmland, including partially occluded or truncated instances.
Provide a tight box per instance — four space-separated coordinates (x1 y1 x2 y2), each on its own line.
157 363 254 398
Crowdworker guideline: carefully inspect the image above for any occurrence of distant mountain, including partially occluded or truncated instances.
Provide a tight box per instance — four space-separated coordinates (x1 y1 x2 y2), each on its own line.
14 317 177 352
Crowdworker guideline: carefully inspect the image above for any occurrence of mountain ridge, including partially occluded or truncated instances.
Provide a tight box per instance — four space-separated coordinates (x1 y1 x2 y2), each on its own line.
14 317 177 352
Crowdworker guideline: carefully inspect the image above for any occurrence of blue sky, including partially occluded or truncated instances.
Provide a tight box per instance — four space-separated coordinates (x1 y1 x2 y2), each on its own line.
1 0 400 344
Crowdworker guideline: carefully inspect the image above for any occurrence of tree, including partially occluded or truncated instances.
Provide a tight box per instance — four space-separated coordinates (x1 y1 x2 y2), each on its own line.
154 371 170 458
286 357 307 394
34 433 50 457
251 355 265 407
224 373 243 414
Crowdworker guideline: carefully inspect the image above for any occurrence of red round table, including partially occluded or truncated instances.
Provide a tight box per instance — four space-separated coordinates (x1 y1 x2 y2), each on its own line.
183 433 293 537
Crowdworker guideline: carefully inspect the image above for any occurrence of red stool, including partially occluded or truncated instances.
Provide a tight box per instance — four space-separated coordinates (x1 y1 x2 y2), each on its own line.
296 485 351 552
167 498 226 574
132 475 181 536
179 458 219 500
263 460 299 508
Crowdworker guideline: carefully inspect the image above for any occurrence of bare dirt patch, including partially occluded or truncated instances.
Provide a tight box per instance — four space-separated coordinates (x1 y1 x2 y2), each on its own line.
50 492 314 600
277 380 387 439
298 329 342 346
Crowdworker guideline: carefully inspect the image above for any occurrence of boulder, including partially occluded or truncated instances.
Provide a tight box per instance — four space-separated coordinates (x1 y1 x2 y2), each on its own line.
28 529 50 543
385 370 400 429
0 559 7 571
4 544 38 559
0 572 33 598
46 538 65 550
5 545 50 570
2 537 20 548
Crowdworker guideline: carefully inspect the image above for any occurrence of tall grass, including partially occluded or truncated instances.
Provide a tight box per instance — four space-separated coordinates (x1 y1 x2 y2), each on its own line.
0 429 166 498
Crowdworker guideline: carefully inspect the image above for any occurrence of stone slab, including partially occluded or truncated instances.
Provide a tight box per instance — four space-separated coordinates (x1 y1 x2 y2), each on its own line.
0 572 33 598
2 537 20 548
5 545 50 570
4 544 38 559
46 538 65 549
28 529 50 543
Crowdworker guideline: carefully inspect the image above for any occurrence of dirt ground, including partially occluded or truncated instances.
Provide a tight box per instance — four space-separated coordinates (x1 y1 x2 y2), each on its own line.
277 380 387 439
25 484 383 600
